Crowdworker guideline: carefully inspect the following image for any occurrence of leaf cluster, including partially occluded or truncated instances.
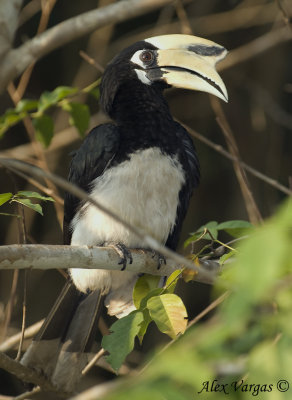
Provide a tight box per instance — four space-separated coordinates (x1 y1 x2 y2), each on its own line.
0 83 100 147
101 198 292 400
102 270 186 372
0 191 54 217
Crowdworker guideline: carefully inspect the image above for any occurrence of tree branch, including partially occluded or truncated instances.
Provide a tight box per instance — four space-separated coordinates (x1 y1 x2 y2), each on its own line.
0 0 173 93
0 0 23 59
0 352 59 393
0 157 218 283
0 244 218 285
0 319 44 352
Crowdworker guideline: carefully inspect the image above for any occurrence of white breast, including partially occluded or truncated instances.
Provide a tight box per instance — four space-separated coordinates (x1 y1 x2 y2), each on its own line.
70 147 185 293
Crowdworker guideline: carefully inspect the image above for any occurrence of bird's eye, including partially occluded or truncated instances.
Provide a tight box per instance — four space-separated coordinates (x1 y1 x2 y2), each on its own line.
140 51 154 65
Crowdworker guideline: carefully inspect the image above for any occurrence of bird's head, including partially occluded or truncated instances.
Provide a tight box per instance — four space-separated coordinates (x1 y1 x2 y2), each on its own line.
100 34 228 117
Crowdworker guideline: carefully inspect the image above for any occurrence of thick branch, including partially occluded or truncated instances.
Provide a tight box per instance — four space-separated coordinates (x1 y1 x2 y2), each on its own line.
0 244 218 284
0 352 58 392
0 157 216 283
0 0 172 93
0 0 23 59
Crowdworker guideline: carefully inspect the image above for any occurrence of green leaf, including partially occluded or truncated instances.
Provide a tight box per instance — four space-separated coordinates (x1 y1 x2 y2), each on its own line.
15 99 38 113
52 86 78 101
33 114 54 147
0 192 13 206
139 288 163 310
147 294 188 339
38 91 59 113
102 311 144 372
184 221 219 247
217 220 253 238
38 86 78 113
165 269 182 293
137 309 152 344
17 191 54 202
197 221 219 240
133 274 161 309
0 109 26 137
66 102 90 136
14 198 43 215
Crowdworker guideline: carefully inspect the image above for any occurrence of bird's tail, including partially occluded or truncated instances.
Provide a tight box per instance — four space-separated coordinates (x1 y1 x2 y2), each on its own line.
21 280 104 392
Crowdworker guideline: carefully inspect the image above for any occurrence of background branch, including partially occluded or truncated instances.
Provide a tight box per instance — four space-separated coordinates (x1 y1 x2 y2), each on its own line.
0 0 173 93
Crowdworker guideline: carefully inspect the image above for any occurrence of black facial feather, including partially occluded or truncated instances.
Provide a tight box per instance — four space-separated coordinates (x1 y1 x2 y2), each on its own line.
100 41 158 116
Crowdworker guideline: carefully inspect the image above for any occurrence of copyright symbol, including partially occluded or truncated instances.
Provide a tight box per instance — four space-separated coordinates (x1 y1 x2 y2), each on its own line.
277 380 289 392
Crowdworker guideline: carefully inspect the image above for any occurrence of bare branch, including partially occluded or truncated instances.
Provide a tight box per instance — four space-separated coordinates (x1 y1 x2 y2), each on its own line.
0 0 23 59
0 0 173 93
178 120 292 197
0 352 59 392
210 97 262 224
0 157 216 283
218 25 292 71
0 319 44 352
0 244 218 285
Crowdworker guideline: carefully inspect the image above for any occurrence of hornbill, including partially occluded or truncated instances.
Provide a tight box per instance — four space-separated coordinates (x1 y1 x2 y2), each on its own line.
21 34 228 391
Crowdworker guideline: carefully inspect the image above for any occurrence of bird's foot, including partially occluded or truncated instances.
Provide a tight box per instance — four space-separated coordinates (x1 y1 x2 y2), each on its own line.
105 242 133 271
151 250 167 270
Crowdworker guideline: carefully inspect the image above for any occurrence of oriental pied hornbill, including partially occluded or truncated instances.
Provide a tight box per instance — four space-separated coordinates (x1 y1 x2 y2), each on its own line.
21 34 228 391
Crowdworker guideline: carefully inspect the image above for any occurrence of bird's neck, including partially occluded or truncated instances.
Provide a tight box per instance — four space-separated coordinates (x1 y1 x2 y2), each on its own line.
110 81 177 147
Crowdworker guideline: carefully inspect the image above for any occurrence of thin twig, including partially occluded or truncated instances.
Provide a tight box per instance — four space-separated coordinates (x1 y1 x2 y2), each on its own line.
175 0 192 34
218 25 291 71
82 348 107 375
0 319 44 352
1 270 19 342
6 165 64 206
187 291 230 329
14 0 57 100
15 270 27 361
13 386 41 400
178 120 292 196
210 97 262 224
79 50 105 73
6 84 64 228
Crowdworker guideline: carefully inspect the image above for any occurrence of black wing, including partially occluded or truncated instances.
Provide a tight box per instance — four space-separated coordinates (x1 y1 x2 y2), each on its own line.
166 123 200 250
63 123 120 244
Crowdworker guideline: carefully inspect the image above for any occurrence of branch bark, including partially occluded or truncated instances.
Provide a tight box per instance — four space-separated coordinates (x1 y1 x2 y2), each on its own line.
0 244 218 284
0 0 173 94
0 0 23 59
0 352 59 393
0 157 217 283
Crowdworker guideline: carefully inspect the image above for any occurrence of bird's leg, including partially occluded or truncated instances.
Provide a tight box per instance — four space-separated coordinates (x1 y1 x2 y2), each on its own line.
105 242 133 271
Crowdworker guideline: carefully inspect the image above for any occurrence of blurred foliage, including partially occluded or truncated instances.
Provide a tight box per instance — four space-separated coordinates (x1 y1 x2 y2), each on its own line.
103 198 292 400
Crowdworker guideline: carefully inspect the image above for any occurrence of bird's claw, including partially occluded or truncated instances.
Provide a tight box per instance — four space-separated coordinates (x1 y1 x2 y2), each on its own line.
106 242 133 271
151 251 166 270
